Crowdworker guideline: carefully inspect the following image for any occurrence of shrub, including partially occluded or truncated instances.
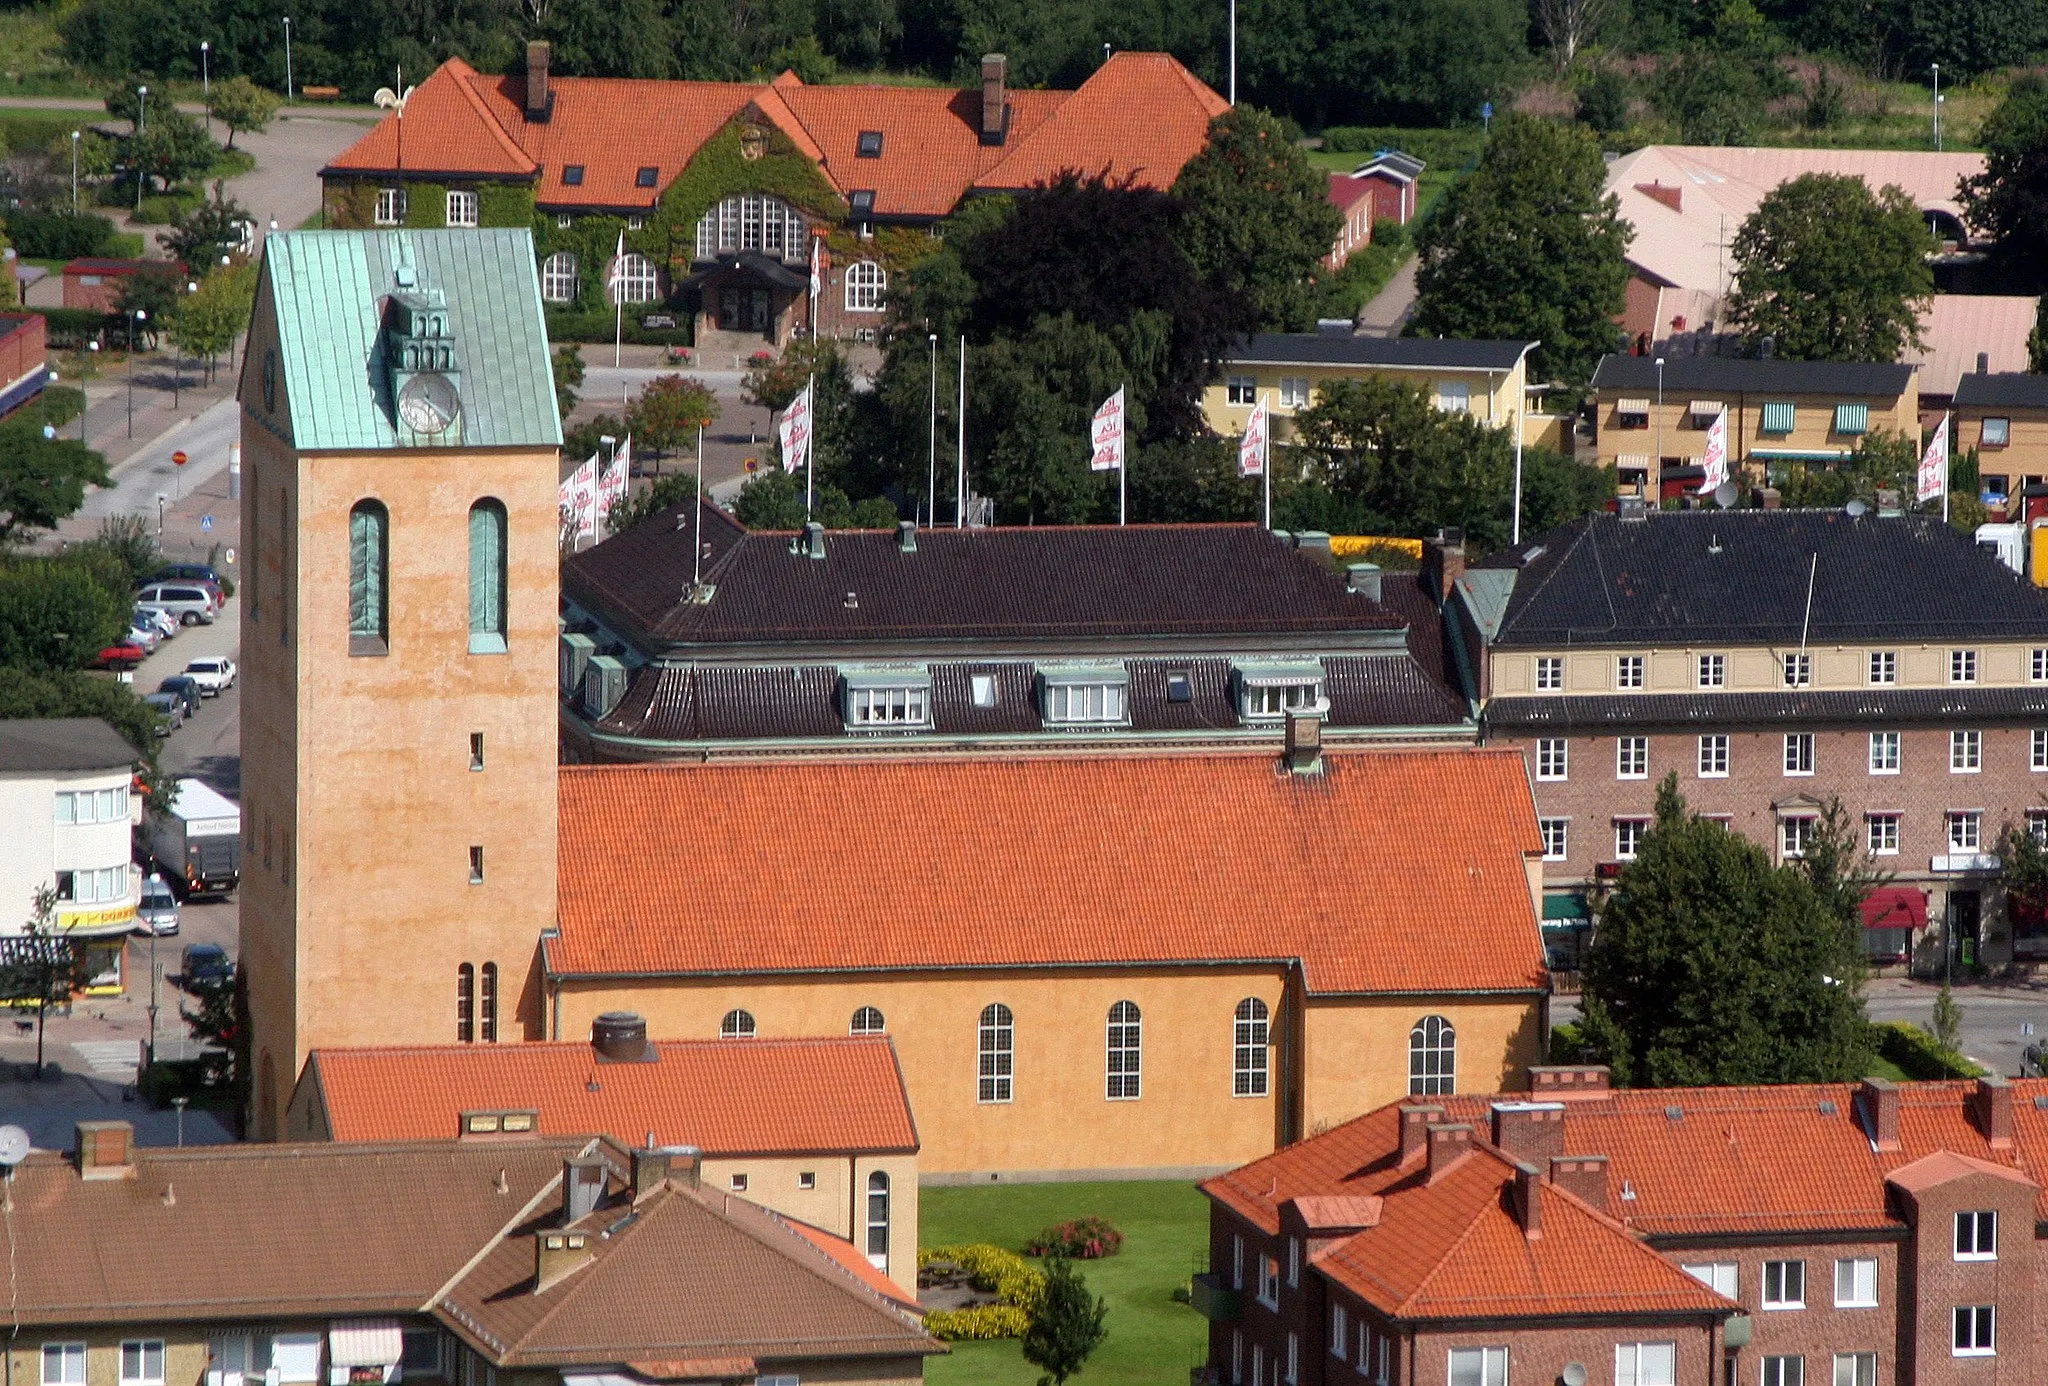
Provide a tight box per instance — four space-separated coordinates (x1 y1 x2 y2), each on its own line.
921 1305 1032 1340
1024 1216 1125 1259
1874 1020 1981 1079
1317 126 1486 170
919 1244 1047 1313
544 308 693 347
8 210 120 259
32 307 117 349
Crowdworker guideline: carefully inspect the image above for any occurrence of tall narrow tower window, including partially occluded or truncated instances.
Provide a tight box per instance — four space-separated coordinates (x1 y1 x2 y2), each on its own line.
468 499 508 654
479 961 498 1042
456 963 475 1043
347 500 389 654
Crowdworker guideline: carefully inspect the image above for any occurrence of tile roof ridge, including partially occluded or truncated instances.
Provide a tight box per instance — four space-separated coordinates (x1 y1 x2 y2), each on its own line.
747 85 835 189
772 1212 926 1316
684 1185 932 1334
426 1143 587 1315
1390 1158 1519 1316
450 65 540 174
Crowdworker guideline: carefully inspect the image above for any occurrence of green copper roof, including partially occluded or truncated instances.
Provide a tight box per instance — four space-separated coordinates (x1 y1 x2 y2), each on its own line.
257 229 561 450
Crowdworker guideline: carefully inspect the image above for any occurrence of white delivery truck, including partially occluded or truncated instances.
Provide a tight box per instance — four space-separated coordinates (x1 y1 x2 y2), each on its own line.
144 778 241 899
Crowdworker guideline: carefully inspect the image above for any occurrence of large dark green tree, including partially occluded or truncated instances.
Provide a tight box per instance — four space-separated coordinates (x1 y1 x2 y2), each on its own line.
1022 1257 1108 1386
0 428 110 545
1172 107 1342 332
0 559 129 671
1579 777 1873 1088
1723 173 1933 362
1961 78 2048 293
1410 116 1630 386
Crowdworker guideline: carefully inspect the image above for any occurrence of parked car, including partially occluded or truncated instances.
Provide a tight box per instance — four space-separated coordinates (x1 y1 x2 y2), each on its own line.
124 618 162 653
135 874 180 936
136 583 217 626
181 656 236 695
151 563 222 588
142 691 184 732
157 675 202 717
91 641 147 671
179 942 231 988
139 607 180 640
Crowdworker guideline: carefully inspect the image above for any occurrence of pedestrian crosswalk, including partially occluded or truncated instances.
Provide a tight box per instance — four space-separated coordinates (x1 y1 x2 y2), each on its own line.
72 1040 141 1080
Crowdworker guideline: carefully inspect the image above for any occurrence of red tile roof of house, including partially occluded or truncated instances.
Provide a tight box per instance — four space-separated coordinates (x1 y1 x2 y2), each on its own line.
1327 173 1373 212
325 54 1225 217
302 1036 918 1156
784 1219 923 1311
550 748 1548 994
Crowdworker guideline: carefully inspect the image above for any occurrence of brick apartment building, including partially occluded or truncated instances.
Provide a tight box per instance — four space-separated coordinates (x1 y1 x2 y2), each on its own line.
1446 508 2048 973
1196 1068 2045 1386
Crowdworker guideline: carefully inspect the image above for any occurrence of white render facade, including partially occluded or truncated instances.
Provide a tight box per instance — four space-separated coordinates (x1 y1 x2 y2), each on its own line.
0 720 141 943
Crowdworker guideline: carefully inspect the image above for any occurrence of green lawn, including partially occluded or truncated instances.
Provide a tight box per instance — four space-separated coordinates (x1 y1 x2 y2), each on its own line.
921 1180 1211 1386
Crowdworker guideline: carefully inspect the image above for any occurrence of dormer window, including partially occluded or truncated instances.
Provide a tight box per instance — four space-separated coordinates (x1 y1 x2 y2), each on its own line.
857 130 884 157
1234 661 1326 721
842 669 932 730
635 166 659 188
562 165 585 186
850 190 876 218
1039 667 1129 726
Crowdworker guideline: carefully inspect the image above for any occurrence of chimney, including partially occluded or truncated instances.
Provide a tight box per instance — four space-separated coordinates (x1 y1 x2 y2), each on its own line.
534 1229 592 1293
1972 1075 2014 1150
1547 1154 1608 1213
669 1144 703 1188
1978 351 1990 374
562 1156 606 1224
1491 1101 1566 1164
1755 486 1783 510
1283 710 1322 775
1345 563 1382 601
1420 528 1466 603
804 520 827 559
1511 1162 1542 1238
1294 530 1332 554
897 519 917 553
75 1121 135 1181
1399 1104 1443 1167
1527 1065 1611 1101
525 41 552 122
591 1011 655 1064
631 1146 672 1199
1633 181 1682 213
1859 1077 1901 1151
980 54 1009 146
1427 1123 1473 1183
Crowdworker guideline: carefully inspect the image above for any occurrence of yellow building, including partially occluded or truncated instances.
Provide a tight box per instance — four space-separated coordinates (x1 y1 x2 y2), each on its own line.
547 742 1552 1180
1954 372 2048 508
1202 333 1537 444
238 229 565 1137
1588 353 1920 499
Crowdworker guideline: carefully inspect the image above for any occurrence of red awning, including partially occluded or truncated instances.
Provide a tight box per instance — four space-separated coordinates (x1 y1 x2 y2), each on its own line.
1862 887 1928 931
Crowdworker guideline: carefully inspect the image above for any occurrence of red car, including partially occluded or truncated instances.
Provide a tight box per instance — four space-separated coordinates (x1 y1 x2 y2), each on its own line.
92 641 147 670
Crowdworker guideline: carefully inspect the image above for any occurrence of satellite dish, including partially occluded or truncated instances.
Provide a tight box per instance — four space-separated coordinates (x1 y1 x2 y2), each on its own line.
1846 499 1870 517
1713 481 1738 510
1562 1365 1589 1386
0 1124 30 1168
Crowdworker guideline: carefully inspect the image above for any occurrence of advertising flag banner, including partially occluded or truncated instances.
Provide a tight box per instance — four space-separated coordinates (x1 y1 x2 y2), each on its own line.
1238 399 1268 478
605 232 627 302
1699 407 1728 492
558 471 576 546
597 437 631 534
1918 414 1950 504
778 382 813 472
569 455 600 545
1090 388 1125 472
809 238 823 299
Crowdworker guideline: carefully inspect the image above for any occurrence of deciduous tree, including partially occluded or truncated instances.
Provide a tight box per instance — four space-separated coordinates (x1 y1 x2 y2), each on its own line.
206 75 283 151
1724 173 1933 362
1960 78 2048 292
0 558 127 670
1022 1257 1108 1386
1172 106 1341 332
626 374 720 456
1411 116 1630 386
0 887 95 1074
0 429 110 544
129 108 219 193
159 184 253 269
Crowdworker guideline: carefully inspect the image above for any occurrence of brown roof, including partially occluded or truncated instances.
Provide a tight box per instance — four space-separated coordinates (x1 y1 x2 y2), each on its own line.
550 747 1549 995
303 1036 918 1156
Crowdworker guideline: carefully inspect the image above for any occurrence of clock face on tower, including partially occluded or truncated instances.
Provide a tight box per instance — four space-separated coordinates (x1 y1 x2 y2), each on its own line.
397 372 460 435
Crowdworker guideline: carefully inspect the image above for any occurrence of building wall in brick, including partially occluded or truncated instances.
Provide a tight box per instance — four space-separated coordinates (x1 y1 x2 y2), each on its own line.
1654 1235 1901 1385
1406 1321 1721 1386
1895 1170 2040 1386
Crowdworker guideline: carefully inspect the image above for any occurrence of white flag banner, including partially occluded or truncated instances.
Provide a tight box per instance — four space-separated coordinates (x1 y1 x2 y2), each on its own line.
778 382 814 472
1238 399 1268 478
569 455 600 545
604 231 628 304
597 437 631 534
558 471 576 546
1699 407 1728 492
809 237 822 299
1090 388 1125 472
1918 414 1949 503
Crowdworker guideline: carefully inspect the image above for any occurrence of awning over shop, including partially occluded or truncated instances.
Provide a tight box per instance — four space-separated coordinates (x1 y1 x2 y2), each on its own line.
1861 886 1928 931
1616 397 1651 415
328 1321 402 1368
1542 893 1590 922
1751 448 1851 461
1687 399 1724 417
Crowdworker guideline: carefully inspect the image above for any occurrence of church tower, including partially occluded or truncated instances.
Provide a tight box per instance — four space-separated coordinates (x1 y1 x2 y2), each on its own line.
238 230 562 1137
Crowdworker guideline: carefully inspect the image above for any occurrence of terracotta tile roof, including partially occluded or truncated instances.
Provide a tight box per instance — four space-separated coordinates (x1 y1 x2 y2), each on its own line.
1886 1148 2036 1192
784 1218 924 1310
440 1176 938 1366
1327 173 1373 212
326 55 1223 217
551 748 1548 994
303 1036 918 1156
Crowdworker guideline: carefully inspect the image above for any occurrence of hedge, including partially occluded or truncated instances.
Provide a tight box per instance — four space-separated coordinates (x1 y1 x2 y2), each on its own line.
8 210 121 259
922 1305 1031 1340
1874 1020 1982 1079
30 306 118 348
1317 126 1486 170
919 1243 1046 1314
545 308 692 347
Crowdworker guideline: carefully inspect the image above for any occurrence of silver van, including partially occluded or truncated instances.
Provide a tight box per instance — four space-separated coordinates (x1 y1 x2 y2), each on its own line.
136 583 218 625
137 874 180 936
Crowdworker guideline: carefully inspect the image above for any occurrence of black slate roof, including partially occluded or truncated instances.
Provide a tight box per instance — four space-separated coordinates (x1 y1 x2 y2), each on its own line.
1481 509 2048 647
564 503 1407 652
1488 686 2048 730
1953 373 2048 410
0 718 136 773
1227 334 1534 371
1588 354 1917 398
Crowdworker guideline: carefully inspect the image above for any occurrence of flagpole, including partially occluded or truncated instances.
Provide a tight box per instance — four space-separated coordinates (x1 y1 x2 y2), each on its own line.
805 373 815 521
612 232 624 369
1262 390 1272 531
693 424 704 587
1943 410 1951 524
1511 405 1525 544
956 335 966 528
927 333 938 528
1118 381 1127 527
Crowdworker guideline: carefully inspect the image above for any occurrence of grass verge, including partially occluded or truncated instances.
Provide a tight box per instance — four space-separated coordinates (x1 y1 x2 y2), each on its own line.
921 1180 1210 1386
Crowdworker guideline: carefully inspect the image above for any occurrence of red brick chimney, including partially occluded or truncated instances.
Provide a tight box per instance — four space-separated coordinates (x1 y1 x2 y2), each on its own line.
1427 1123 1473 1184
1634 181 1682 213
1511 1162 1542 1239
979 54 1008 146
1528 1065 1612 1101
1972 1075 2014 1150
1859 1077 1901 1152
1491 1101 1566 1165
525 41 551 122
1420 529 1466 603
1399 1104 1444 1167
1548 1154 1608 1212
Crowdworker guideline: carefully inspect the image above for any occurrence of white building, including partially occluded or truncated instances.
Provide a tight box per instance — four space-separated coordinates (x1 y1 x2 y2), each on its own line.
0 718 141 991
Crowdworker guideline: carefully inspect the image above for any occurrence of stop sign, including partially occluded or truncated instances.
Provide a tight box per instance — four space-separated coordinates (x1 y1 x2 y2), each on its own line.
172 450 188 467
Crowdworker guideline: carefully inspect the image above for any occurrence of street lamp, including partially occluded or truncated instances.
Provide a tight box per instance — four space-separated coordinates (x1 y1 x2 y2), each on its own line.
1931 64 1941 151
68 129 78 212
84 341 97 443
134 85 148 214
199 41 211 104
282 17 294 104
127 309 147 439
1654 355 1666 499
927 333 938 527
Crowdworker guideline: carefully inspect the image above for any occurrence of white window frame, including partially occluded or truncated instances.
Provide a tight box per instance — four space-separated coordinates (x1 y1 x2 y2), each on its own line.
1762 1258 1806 1309
1784 733 1814 776
844 259 886 312
1783 652 1811 688
611 251 660 305
1043 678 1128 725
1331 1305 1348 1359
1617 654 1645 689
977 1002 1014 1104
2033 728 2048 771
1780 816 1816 860
1833 1257 1877 1307
1697 653 1726 688
850 1005 886 1034
719 1008 756 1039
42 1345 85 1386
1949 811 1983 851
1234 997 1269 1097
1615 818 1648 861
2032 648 2048 682
1535 738 1569 782
1951 649 1978 683
1446 1346 1507 1386
1241 677 1323 720
1105 1000 1141 1100
445 189 479 227
846 681 932 729
374 187 403 226
1539 818 1568 862
1535 656 1563 690
1762 1358 1804 1386
1408 1015 1456 1095
1950 729 1981 773
1831 1354 1875 1386
1257 1255 1280 1310
1615 1343 1675 1386
1952 1304 1995 1357
1227 376 1257 405
540 251 579 303
1434 380 1471 414
1869 731 1900 775
1682 1262 1737 1297
1955 1209 1997 1260
1866 814 1899 856
1698 734 1729 778
1869 650 1897 685
1984 417 2012 448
